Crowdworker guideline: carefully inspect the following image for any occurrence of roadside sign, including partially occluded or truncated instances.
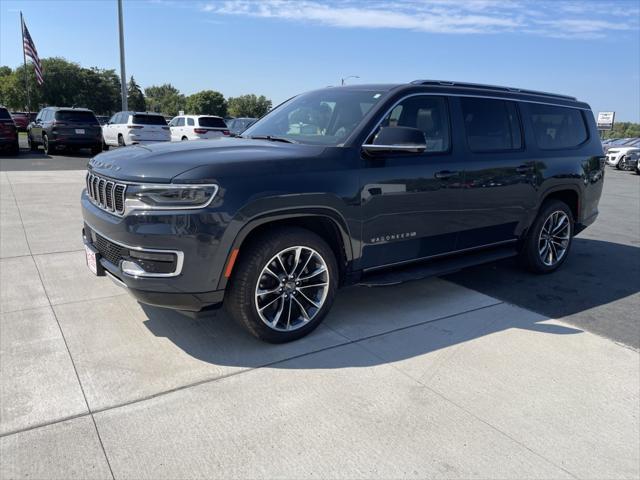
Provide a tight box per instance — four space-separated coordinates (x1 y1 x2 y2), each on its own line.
597 112 615 130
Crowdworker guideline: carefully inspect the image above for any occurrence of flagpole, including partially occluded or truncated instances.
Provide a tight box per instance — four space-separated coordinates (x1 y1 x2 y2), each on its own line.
20 12 31 112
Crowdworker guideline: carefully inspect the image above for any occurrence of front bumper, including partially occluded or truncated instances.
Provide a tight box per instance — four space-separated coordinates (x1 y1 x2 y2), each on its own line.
81 190 228 311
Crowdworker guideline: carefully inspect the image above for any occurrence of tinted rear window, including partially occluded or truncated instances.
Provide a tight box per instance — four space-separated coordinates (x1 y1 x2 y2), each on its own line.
55 110 98 123
132 114 167 125
198 117 227 128
528 104 588 150
461 98 522 152
0 108 11 120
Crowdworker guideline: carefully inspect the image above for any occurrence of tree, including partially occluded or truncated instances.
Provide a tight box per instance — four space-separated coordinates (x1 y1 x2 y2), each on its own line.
0 58 121 114
127 76 146 111
185 90 227 116
602 122 640 140
227 94 272 118
145 83 185 116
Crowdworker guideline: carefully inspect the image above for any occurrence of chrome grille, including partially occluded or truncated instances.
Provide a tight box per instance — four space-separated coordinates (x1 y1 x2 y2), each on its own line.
86 172 126 215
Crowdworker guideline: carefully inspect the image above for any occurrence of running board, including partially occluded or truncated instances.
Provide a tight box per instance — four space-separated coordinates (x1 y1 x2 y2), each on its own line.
358 245 518 287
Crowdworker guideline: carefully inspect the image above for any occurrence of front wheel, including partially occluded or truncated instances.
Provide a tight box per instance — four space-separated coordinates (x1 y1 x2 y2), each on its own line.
28 135 38 151
43 134 53 155
225 227 338 343
117 134 125 147
617 157 627 171
519 200 573 274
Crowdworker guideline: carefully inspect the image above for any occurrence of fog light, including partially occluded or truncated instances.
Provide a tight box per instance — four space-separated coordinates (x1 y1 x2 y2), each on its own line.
121 260 145 276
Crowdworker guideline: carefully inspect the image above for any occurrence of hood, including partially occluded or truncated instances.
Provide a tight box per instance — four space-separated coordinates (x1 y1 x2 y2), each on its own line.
607 147 640 155
88 138 328 183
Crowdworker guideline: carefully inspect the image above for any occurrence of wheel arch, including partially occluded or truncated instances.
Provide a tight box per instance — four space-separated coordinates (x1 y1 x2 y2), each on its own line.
539 186 580 221
217 210 353 291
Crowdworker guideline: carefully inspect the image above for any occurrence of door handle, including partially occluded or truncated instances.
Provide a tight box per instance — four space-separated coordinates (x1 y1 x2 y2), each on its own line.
434 170 458 180
515 164 534 174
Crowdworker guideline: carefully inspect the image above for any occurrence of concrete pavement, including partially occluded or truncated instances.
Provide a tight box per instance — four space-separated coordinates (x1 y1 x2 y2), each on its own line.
0 169 638 479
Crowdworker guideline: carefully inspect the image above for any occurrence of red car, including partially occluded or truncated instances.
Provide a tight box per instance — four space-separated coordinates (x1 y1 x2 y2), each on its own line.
10 111 34 132
0 107 19 154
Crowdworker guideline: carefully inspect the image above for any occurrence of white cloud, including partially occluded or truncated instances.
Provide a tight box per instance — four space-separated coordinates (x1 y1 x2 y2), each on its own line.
200 0 639 39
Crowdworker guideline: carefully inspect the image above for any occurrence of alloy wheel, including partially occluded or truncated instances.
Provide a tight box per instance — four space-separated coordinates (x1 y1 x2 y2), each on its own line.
254 246 330 331
538 211 570 267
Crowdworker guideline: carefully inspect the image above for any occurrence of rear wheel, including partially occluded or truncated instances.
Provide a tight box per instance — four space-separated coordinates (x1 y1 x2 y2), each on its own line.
181 136 188 141
9 141 19 155
519 200 573 274
118 134 125 147
91 143 102 156
226 227 338 343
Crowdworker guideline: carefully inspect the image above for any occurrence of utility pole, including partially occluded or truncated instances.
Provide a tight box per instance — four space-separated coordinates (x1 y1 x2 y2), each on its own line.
20 12 31 112
341 75 360 86
117 0 128 111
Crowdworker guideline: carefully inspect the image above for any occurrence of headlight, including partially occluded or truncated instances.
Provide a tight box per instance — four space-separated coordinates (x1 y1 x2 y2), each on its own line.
124 184 218 210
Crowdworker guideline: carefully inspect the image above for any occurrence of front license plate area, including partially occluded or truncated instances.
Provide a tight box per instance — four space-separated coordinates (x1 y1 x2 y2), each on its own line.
85 244 105 276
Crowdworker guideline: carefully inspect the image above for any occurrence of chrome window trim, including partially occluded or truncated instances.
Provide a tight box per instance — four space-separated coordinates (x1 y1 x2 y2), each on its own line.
86 223 185 278
362 92 592 147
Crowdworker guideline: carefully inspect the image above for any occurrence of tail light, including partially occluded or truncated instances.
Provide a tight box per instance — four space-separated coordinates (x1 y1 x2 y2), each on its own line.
127 125 143 129
222 130 230 136
194 128 207 134
52 121 67 126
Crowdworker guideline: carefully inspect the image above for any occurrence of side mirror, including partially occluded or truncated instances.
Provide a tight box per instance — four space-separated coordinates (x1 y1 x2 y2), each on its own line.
362 126 427 155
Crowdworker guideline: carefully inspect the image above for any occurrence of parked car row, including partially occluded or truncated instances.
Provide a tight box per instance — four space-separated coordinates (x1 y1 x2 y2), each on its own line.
3 105 258 156
602 137 640 171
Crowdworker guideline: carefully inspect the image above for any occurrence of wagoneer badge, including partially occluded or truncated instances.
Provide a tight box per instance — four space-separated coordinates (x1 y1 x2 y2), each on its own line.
370 231 417 244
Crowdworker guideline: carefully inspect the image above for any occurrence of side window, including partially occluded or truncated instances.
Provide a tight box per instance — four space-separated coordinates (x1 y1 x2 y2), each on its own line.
176 117 185 127
378 96 450 153
528 104 588 150
109 114 118 124
187 117 195 126
461 98 522 152
122 113 130 124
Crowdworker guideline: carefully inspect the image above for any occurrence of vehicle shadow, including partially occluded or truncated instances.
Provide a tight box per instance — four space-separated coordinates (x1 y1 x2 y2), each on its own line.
141 282 582 371
445 238 640 347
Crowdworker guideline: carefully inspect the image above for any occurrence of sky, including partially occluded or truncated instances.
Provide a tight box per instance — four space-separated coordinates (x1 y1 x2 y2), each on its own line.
1 0 639 121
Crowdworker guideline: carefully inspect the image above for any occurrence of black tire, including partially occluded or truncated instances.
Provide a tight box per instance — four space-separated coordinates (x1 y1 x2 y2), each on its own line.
9 141 19 155
617 157 626 171
181 136 188 141
43 134 54 155
91 143 102 156
519 200 574 274
118 134 125 147
225 227 338 343
28 135 38 151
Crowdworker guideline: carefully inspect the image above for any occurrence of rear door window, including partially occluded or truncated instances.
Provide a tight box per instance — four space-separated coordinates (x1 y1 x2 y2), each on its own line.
132 114 167 125
528 104 588 149
0 108 11 120
186 118 194 126
461 98 522 152
176 117 185 127
198 117 227 128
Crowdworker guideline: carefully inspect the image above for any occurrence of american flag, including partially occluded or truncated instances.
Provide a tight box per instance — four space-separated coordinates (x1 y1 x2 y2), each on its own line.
22 17 43 85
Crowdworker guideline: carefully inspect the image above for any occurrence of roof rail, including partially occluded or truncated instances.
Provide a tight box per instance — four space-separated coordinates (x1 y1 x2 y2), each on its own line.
410 80 577 101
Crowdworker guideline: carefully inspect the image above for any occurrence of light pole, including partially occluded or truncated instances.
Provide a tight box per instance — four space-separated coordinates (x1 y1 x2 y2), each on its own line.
341 75 360 86
117 0 128 111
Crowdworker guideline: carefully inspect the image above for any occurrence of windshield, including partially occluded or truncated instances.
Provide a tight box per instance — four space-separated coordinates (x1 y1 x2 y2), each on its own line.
0 108 11 120
243 89 386 145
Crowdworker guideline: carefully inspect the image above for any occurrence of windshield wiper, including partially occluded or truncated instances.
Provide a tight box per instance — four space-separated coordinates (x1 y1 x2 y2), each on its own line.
249 135 297 144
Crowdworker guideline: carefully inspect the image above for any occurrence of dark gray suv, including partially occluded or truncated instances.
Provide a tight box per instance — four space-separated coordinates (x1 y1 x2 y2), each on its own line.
28 107 102 155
